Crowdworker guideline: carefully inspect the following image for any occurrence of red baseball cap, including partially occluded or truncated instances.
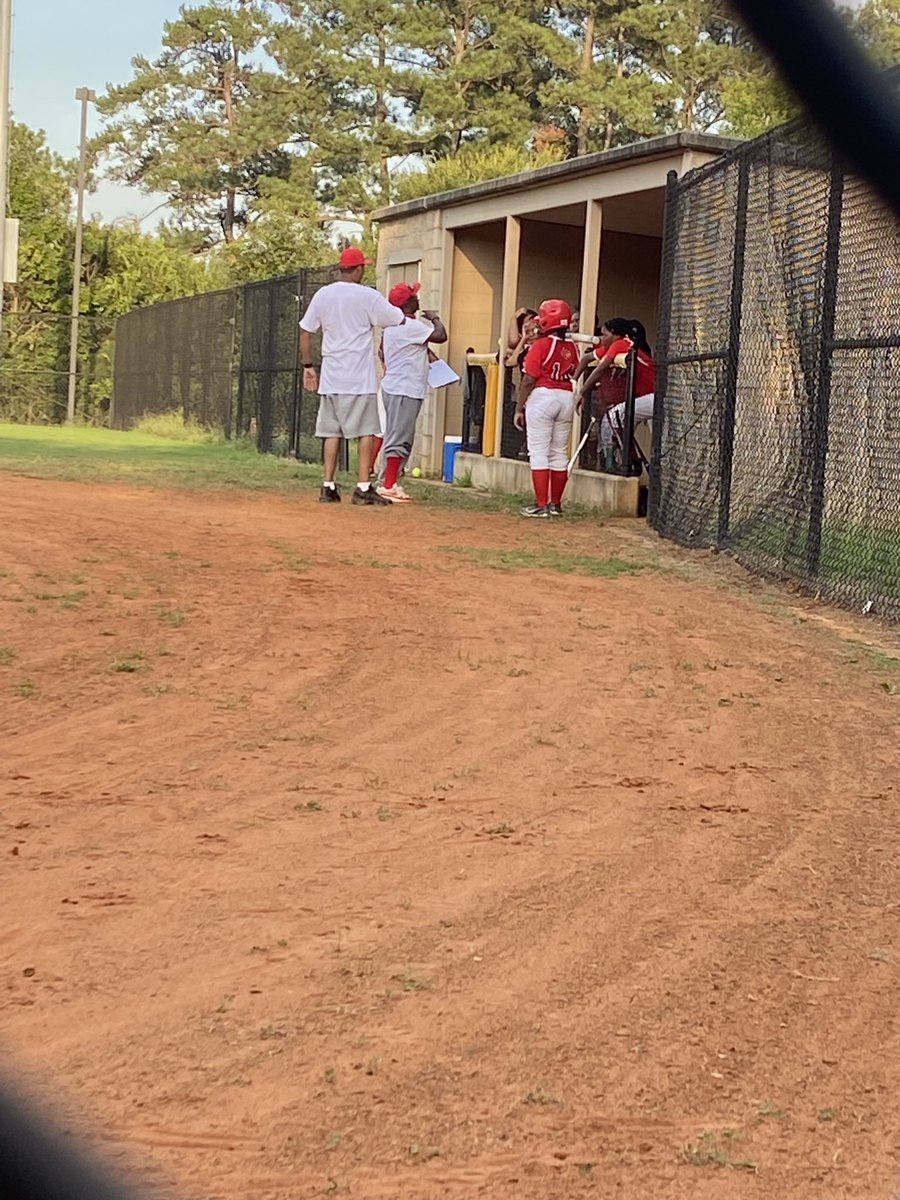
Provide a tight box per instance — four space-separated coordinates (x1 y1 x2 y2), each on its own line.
388 281 421 308
339 246 372 269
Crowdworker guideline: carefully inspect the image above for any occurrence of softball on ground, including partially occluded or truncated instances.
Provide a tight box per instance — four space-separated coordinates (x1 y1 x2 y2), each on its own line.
411 467 422 477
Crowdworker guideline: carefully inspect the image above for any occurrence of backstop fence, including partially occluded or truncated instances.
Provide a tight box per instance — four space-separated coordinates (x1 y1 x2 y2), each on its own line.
651 115 900 621
111 267 335 456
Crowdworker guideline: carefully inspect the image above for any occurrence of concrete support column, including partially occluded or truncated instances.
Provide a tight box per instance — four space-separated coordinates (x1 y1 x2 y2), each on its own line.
572 198 604 452
495 214 522 457
427 224 456 473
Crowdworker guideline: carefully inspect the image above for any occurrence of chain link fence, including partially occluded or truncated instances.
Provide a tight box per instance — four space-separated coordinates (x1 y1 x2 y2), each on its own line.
0 311 115 424
111 266 336 456
651 114 900 621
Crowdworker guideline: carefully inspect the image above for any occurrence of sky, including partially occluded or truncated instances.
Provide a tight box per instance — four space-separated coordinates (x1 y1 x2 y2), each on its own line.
11 0 177 223
11 0 866 226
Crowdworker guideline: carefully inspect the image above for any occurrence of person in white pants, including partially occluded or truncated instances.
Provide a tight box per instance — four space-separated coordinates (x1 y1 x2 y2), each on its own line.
513 298 580 518
581 318 656 464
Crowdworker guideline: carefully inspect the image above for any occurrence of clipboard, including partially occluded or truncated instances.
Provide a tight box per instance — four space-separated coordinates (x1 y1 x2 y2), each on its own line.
428 359 460 389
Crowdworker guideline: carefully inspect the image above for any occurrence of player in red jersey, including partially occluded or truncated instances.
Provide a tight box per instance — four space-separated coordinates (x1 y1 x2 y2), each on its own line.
513 298 580 518
580 317 656 461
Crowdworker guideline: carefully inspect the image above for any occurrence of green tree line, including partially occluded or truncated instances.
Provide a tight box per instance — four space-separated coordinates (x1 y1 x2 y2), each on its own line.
2 0 898 422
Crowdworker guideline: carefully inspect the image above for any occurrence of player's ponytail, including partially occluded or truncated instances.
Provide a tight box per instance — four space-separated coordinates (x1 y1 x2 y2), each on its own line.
627 319 652 356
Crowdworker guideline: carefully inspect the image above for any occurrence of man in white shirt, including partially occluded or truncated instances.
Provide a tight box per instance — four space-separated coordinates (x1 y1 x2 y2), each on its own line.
299 247 405 506
376 282 448 502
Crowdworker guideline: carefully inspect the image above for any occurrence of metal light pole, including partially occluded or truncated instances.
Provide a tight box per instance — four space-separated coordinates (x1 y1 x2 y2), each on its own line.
66 86 95 424
0 0 13 339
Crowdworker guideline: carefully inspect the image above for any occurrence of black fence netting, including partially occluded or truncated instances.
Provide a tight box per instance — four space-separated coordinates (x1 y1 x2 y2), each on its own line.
112 267 335 457
651 113 900 621
112 288 238 434
236 268 333 456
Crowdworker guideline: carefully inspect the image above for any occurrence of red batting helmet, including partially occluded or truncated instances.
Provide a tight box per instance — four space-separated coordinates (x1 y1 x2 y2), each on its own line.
537 298 572 332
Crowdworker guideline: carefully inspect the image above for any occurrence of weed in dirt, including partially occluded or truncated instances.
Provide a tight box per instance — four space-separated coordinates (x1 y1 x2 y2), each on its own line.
61 590 87 608
122 588 142 600
365 1057 380 1076
270 539 310 573
277 938 288 947
0 645 15 665
440 544 645 578
483 822 514 837
163 550 180 559
142 683 173 697
295 800 323 812
259 1025 286 1040
575 1163 594 1176
157 606 185 627
392 970 432 992
377 806 397 822
409 1143 441 1161
33 591 60 601
218 694 249 711
215 993 236 1013
112 651 147 673
14 678 36 698
523 1090 559 1106
399 897 413 910
324 1068 336 1085
508 666 529 677
681 1130 755 1172
818 1107 837 1121
325 1133 342 1151
366 773 388 789
755 1101 784 1118
643 687 658 698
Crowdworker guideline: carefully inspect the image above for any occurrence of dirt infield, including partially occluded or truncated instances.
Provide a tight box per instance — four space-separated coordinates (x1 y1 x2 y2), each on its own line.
3 475 900 1200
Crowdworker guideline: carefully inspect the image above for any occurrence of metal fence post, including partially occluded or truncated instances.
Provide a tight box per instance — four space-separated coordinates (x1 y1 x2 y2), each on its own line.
806 156 844 578
289 270 303 458
717 153 751 547
620 346 639 475
649 170 680 523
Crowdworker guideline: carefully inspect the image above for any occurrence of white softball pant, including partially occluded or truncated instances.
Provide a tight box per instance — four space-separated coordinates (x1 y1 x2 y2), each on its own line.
525 387 575 470
601 393 655 449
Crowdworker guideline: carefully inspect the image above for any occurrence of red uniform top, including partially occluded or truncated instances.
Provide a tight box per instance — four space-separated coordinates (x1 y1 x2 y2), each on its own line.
523 335 579 391
597 336 656 397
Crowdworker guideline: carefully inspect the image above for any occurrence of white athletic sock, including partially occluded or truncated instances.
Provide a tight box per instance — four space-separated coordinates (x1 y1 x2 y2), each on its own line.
357 481 370 492
323 480 336 489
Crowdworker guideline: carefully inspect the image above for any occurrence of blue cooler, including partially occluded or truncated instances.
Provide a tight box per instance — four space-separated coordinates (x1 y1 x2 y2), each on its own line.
442 436 463 483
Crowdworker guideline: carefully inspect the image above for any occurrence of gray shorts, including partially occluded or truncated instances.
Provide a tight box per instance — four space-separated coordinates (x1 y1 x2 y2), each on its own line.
315 393 379 440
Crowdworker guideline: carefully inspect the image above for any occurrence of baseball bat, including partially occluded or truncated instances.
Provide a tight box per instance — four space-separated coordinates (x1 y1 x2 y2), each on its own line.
567 415 596 475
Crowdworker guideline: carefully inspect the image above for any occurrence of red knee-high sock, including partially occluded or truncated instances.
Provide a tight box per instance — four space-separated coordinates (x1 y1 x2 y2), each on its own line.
550 470 568 505
383 455 403 489
371 435 384 461
531 468 551 508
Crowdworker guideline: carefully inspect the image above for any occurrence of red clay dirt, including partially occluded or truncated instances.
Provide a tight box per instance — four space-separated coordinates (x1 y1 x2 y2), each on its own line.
2 475 900 1200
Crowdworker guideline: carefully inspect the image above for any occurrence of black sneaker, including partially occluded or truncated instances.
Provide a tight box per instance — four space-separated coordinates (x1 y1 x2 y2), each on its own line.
521 504 550 518
319 485 341 503
548 503 563 516
352 485 392 506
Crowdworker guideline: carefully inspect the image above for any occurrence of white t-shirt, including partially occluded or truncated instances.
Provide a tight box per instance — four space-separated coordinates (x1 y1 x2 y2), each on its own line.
299 281 403 395
381 317 433 400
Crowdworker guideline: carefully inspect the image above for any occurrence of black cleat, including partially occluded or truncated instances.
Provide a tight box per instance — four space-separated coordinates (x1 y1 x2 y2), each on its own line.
352 485 392 506
547 503 563 516
319 485 341 503
521 504 550 518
